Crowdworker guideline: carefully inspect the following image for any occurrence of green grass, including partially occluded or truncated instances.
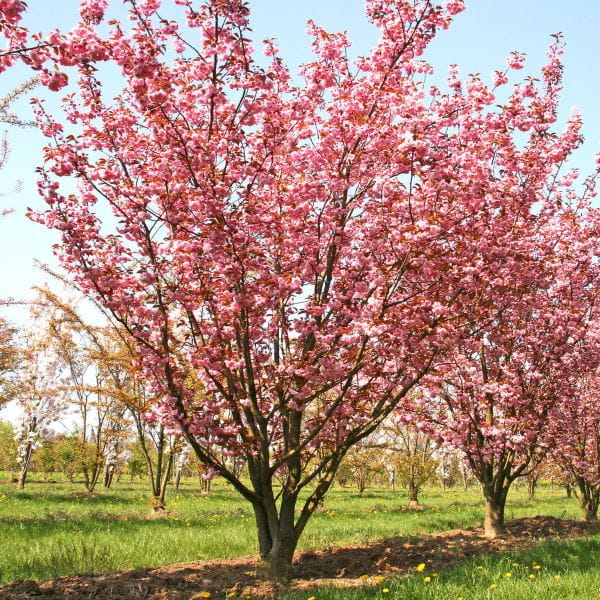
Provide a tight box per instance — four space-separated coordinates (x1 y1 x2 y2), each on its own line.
284 537 600 599
0 475 589 592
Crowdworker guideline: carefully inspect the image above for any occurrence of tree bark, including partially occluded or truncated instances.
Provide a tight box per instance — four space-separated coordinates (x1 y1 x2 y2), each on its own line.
583 502 598 522
527 476 537 500
483 491 507 538
104 463 115 489
17 444 33 490
253 499 299 581
407 479 421 508
576 481 600 522
174 467 182 492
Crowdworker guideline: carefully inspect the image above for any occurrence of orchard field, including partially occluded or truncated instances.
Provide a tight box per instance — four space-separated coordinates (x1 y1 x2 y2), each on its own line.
5 0 600 598
1 475 599 599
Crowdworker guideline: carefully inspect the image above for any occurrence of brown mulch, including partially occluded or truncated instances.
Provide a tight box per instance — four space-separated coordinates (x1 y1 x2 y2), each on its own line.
1 516 598 600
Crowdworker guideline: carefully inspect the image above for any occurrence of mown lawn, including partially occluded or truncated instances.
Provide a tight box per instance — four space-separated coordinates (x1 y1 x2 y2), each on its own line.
0 475 590 594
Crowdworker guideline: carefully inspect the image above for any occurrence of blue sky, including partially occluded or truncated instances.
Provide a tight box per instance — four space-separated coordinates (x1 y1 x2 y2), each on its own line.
1 0 599 318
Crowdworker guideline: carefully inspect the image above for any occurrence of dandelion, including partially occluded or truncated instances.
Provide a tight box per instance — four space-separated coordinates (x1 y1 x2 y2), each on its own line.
307 597 316 600
511 562 519 567
529 574 536 580
360 574 370 581
554 575 561 580
432 573 438 577
532 565 542 570
382 589 390 594
416 563 426 571
489 583 497 589
196 593 211 599
423 576 431 583
374 575 386 584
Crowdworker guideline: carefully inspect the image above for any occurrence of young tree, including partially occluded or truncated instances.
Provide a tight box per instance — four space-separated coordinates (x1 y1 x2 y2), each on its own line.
52 434 82 482
35 288 133 493
13 327 67 489
337 443 384 495
6 0 599 577
378 419 438 507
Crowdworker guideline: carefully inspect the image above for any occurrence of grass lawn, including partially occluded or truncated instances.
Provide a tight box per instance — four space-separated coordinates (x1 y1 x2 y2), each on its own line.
0 475 595 598
284 537 600 599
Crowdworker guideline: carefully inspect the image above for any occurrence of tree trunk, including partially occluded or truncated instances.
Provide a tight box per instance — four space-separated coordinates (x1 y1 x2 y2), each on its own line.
17 444 33 490
407 479 421 509
104 463 115 489
174 467 182 492
483 492 507 538
253 501 299 582
576 481 599 522
565 482 573 499
583 502 598 521
527 476 537 500
86 461 101 492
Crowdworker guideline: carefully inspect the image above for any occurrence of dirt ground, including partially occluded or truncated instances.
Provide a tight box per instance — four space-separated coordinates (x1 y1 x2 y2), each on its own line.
1 516 597 599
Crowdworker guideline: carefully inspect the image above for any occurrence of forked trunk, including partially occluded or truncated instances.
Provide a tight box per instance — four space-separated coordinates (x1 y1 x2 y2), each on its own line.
104 464 115 489
584 503 598 522
576 481 600 522
253 502 299 581
151 453 173 512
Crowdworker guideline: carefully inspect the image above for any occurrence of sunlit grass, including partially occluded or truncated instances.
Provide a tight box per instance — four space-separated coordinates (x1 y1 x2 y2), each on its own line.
0 475 585 586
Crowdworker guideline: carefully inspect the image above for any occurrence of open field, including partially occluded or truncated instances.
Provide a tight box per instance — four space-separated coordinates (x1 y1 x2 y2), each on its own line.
1 476 598 598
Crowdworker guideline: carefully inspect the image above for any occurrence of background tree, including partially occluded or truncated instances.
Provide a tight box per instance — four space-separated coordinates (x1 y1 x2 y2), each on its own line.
419 208 600 537
51 434 82 483
12 320 67 490
378 419 438 507
337 443 384 495
0 420 18 477
551 375 600 521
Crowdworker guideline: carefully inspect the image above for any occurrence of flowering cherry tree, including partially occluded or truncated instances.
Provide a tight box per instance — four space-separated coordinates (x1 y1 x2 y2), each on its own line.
13 320 68 489
417 208 600 537
4 0 600 576
551 375 600 521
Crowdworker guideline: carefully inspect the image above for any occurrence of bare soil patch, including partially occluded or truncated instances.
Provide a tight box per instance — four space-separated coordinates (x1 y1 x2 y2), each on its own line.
1 516 597 600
